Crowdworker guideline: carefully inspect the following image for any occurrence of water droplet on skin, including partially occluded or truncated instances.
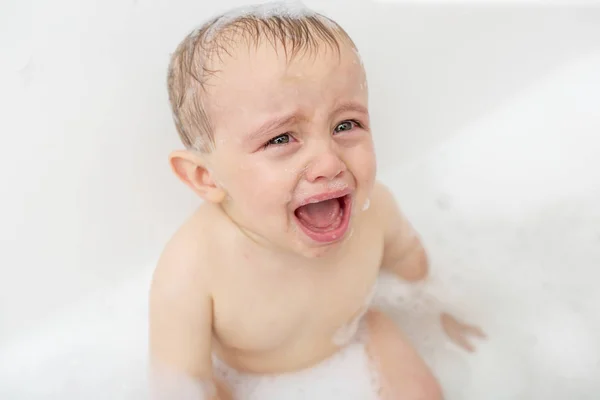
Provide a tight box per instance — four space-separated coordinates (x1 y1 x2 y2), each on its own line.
328 181 348 191
362 198 370 211
353 47 364 67
185 86 196 98
345 227 354 239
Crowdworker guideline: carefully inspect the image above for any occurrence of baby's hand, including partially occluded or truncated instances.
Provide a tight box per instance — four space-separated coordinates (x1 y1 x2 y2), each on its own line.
440 312 486 352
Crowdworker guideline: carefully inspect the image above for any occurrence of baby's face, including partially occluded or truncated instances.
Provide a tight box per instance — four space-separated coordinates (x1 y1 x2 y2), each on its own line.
206 38 376 257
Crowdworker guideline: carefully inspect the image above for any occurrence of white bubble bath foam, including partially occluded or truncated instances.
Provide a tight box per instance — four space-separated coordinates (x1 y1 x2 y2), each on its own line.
211 332 380 400
2 49 600 400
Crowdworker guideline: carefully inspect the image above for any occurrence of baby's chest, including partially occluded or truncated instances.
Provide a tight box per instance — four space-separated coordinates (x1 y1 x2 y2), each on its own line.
213 241 383 352
213 275 313 352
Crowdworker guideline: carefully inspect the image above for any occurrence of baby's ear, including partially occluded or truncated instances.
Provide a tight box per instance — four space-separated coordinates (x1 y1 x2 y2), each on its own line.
169 150 226 204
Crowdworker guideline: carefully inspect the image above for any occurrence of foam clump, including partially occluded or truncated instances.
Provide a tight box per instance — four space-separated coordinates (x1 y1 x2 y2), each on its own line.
373 271 462 317
362 198 370 211
150 364 215 400
327 180 349 191
212 341 380 400
206 1 315 40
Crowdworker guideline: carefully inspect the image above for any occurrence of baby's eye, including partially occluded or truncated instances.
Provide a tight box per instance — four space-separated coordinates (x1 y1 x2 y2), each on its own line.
264 133 291 148
334 120 359 134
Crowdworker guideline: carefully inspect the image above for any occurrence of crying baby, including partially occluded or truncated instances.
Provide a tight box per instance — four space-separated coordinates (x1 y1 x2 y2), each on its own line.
149 2 485 399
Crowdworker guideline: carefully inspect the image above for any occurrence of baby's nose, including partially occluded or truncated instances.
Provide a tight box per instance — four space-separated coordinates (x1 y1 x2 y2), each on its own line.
305 150 347 182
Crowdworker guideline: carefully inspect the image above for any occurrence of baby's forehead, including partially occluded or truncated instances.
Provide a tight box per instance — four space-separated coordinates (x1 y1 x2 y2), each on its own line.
204 42 368 142
206 43 365 114
207 37 364 91
210 28 359 69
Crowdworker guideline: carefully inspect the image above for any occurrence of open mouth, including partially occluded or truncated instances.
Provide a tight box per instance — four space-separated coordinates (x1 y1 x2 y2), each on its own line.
293 193 352 244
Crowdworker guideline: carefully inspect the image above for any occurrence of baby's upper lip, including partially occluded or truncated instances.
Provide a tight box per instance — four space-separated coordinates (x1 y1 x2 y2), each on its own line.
294 187 353 209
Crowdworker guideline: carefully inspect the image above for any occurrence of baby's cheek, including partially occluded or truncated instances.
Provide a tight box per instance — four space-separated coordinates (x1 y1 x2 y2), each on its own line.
352 148 377 184
238 167 292 207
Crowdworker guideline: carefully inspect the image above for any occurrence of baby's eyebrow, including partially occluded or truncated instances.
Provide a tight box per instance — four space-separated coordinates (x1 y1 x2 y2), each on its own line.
245 102 368 141
246 114 298 141
332 101 369 117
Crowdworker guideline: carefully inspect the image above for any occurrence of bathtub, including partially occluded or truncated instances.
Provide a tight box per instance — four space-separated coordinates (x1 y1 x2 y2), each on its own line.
1 1 600 399
2 48 599 400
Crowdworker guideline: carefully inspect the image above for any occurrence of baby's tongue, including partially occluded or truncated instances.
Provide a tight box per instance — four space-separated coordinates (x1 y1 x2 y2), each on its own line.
295 198 341 229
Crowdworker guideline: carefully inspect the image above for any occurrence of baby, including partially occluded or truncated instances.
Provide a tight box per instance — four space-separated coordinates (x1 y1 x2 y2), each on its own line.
149 2 484 399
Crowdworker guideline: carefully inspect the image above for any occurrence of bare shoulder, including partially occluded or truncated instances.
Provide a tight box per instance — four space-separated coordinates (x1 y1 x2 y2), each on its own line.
151 204 218 293
149 204 225 378
149 202 234 321
370 180 397 208
368 180 402 224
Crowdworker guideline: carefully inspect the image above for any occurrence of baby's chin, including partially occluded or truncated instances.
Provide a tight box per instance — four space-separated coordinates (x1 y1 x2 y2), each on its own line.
289 229 356 260
288 222 358 260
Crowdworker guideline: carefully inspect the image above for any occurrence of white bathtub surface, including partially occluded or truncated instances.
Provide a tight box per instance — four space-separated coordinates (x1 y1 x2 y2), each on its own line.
1 50 599 400
376 50 600 399
4 0 600 347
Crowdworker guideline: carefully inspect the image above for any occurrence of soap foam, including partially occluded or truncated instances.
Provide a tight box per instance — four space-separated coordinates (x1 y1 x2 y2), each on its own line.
149 364 216 400
332 284 378 346
206 1 315 42
212 336 380 400
362 198 371 211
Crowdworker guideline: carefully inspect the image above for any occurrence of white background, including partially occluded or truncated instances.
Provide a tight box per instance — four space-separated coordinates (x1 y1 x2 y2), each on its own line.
1 0 600 344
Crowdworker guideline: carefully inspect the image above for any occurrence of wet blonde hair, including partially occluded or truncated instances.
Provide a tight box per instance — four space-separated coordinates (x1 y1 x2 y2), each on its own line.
166 2 358 152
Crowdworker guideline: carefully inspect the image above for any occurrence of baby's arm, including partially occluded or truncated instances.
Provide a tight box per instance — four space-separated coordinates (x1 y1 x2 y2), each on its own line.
374 181 428 282
374 181 486 352
149 242 228 400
